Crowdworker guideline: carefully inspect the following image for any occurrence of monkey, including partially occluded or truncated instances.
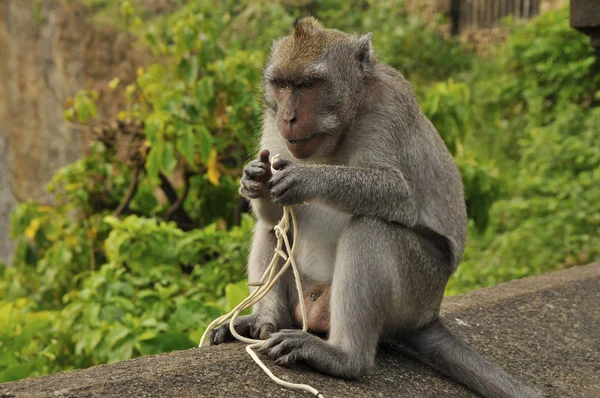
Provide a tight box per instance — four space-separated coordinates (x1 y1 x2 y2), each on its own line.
210 17 543 398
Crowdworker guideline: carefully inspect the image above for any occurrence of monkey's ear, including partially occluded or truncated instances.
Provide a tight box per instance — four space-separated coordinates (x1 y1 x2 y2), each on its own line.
356 33 373 71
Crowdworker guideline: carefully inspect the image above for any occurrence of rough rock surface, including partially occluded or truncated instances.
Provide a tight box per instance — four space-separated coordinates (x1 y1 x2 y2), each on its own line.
0 125 16 264
1 263 598 398
0 0 150 262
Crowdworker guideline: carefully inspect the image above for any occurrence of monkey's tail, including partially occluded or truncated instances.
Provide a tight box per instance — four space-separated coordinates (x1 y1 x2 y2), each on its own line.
400 319 544 398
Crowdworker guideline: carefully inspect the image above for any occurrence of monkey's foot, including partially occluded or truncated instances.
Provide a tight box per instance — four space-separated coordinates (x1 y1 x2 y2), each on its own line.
210 313 292 345
259 329 324 366
259 329 371 379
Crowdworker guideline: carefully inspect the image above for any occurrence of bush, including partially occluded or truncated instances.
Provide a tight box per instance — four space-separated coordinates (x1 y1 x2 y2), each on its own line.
1 213 253 382
446 7 599 295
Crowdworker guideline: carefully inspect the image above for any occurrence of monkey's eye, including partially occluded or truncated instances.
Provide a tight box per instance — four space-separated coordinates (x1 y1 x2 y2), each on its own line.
299 80 316 89
275 80 289 90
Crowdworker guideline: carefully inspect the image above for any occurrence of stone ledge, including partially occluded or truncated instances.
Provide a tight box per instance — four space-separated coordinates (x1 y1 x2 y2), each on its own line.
1 263 598 398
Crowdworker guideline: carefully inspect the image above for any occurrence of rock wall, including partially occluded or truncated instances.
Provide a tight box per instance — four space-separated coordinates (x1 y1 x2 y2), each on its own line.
0 0 145 263
0 124 16 265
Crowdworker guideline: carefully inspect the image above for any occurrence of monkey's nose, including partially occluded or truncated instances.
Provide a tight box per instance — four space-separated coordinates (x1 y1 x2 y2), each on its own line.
285 115 297 125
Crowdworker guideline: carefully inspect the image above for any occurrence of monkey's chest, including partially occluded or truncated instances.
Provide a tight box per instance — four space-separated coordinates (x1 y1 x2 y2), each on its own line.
292 205 351 283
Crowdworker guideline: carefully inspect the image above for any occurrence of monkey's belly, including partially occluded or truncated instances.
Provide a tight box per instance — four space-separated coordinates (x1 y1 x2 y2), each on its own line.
289 205 348 333
293 204 351 283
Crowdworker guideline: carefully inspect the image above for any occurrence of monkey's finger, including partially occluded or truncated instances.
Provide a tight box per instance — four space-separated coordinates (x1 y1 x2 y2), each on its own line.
244 163 268 180
269 186 286 202
271 193 292 206
241 177 263 192
240 186 260 199
244 165 266 178
272 158 292 171
270 183 296 204
266 168 290 189
259 149 271 164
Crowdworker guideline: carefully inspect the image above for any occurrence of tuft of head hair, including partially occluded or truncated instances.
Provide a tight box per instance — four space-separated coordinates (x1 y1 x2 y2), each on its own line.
293 17 323 39
266 18 374 81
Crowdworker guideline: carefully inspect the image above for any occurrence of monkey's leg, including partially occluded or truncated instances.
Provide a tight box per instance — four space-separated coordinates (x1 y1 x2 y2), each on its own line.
211 220 295 344
260 216 418 378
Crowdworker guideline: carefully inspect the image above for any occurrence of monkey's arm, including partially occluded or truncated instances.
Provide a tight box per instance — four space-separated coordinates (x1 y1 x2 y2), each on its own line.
250 198 284 228
268 162 418 227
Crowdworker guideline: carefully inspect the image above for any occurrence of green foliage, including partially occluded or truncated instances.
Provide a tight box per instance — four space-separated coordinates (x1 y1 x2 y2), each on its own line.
60 214 252 367
502 8 598 108
450 105 600 294
2 1 598 383
0 298 60 382
64 90 99 124
1 214 253 381
446 8 599 295
314 0 473 81
132 3 265 186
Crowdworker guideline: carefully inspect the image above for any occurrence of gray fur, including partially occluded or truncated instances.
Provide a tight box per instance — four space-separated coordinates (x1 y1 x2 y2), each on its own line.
212 20 543 398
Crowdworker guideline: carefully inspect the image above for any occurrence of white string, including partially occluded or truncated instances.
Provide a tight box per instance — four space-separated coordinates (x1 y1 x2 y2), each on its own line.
199 206 323 398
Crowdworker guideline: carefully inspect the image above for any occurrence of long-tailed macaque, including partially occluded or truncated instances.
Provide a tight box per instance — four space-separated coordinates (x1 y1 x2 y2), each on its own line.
211 17 542 398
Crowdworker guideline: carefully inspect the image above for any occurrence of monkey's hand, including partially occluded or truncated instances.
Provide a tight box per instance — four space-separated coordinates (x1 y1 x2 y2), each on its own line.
267 159 313 206
240 149 273 199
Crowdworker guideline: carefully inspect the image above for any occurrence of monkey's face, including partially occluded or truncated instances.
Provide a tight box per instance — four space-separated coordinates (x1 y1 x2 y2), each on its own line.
263 17 372 160
268 78 341 159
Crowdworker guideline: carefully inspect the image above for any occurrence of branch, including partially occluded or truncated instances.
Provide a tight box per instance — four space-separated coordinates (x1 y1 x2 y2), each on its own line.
165 172 191 221
159 172 179 204
233 197 250 226
113 166 143 217
159 171 196 230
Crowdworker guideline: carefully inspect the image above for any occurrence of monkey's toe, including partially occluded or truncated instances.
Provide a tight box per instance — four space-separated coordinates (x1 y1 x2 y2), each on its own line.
275 351 302 367
209 325 231 345
210 315 288 345
259 329 312 359
210 317 254 345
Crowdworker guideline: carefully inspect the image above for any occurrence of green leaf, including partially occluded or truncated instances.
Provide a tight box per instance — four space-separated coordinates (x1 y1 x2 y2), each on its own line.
225 281 249 312
177 126 196 165
103 324 132 348
176 59 191 81
161 142 178 175
195 78 214 105
0 364 34 383
146 143 162 182
198 126 213 163
84 329 103 353
188 55 199 85
170 300 206 330
109 78 120 90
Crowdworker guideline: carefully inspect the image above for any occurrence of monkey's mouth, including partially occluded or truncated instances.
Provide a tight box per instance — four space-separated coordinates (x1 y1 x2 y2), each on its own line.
286 133 320 145
285 133 325 159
